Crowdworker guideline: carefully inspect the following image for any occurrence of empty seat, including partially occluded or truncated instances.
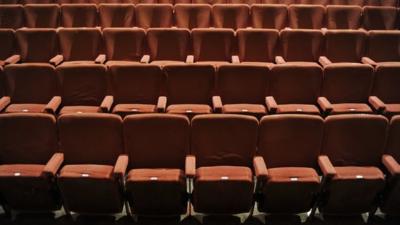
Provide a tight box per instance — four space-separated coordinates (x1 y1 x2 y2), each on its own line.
0 0 19 4
21 0 55 3
0 29 16 67
98 4 135 28
0 5 24 29
124 114 189 216
135 4 173 29
212 4 250 30
326 5 362 29
365 0 398 6
55 28 104 65
146 28 190 66
251 4 287 30
266 64 322 115
110 64 166 117
288 4 325 29
297 0 328 4
380 115 400 216
363 6 398 30
236 29 279 65
58 0 102 4
103 28 146 66
192 0 226 4
260 0 296 4
214 64 269 118
174 4 211 29
190 28 235 65
56 64 113 114
24 4 59 28
364 31 400 118
164 64 215 117
330 0 364 6
255 114 324 214
0 113 63 213
278 29 323 65
190 114 258 214
57 113 126 214
0 64 60 114
61 4 97 28
317 114 388 216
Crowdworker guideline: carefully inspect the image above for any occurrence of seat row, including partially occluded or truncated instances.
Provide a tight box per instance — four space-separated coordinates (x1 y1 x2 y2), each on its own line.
0 61 399 118
1 0 399 6
1 112 400 218
0 3 398 30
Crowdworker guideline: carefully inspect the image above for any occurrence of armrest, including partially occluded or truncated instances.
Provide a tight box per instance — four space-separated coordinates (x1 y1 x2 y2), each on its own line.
318 155 336 178
212 96 223 113
265 96 278 114
42 153 64 177
318 97 333 114
156 96 167 113
113 154 129 179
382 155 400 177
5 55 21 65
49 55 64 66
275 56 286 64
319 56 332 67
0 96 11 112
253 156 268 181
361 57 377 67
44 96 62 114
140 55 150 64
186 55 194 63
100 95 113 112
369 96 386 113
232 55 240 64
185 155 196 178
95 54 106 64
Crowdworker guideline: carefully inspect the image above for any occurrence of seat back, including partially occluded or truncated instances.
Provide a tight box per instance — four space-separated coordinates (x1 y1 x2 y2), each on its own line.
288 4 325 29
386 116 400 164
146 28 190 62
135 4 173 29
16 28 58 63
61 4 97 28
280 29 323 62
326 5 361 29
98 4 135 28
258 114 324 169
0 113 57 164
298 0 328 4
0 29 15 61
367 31 400 62
58 113 123 165
363 6 398 30
103 28 145 61
212 4 250 30
330 0 364 6
24 4 59 28
58 28 102 61
217 64 269 104
237 28 279 63
251 4 287 30
0 5 24 29
322 114 388 167
365 0 398 6
175 4 211 29
191 114 258 168
192 28 235 62
110 64 165 104
123 114 189 170
324 30 367 63
164 64 215 105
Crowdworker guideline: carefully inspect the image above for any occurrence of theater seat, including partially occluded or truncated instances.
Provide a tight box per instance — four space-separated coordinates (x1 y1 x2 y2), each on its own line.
110 64 166 117
164 64 215 117
0 113 63 213
60 4 97 28
135 4 173 29
190 114 258 214
24 4 59 28
174 4 211 29
330 0 364 6
326 5 362 30
363 6 398 31
251 4 287 30
0 29 16 67
124 114 189 216
365 0 398 6
57 113 126 215
317 114 388 216
98 4 134 28
0 5 24 29
256 114 323 214
214 64 269 118
288 4 325 29
212 4 250 30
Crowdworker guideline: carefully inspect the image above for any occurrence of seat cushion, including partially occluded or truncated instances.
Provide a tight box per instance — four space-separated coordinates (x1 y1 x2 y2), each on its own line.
283 62 321 67
150 60 185 67
195 61 230 68
112 104 156 117
0 164 45 177
258 167 320 214
331 103 373 114
105 60 141 67
385 104 400 118
193 166 254 214
61 61 96 65
5 104 46 113
239 62 274 68
276 104 320 115
222 104 266 117
333 166 384 181
167 104 212 114
59 106 102 115
59 165 114 179
125 168 187 215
